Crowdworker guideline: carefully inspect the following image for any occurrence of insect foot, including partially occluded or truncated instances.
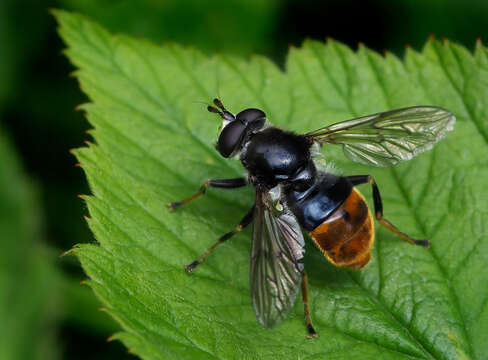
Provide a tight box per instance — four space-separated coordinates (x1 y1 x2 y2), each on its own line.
184 260 199 274
306 324 319 339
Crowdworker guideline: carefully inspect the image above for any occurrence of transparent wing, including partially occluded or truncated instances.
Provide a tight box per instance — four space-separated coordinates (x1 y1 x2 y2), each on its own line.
250 191 305 328
306 106 455 166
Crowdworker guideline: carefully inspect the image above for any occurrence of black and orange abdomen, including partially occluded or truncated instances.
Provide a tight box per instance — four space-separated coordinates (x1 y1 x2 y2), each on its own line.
310 189 374 269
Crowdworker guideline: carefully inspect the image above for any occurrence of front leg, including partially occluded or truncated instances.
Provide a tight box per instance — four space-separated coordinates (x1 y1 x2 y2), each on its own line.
168 177 247 211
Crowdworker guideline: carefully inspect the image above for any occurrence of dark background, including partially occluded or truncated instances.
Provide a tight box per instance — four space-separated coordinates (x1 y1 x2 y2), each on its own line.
1 0 487 358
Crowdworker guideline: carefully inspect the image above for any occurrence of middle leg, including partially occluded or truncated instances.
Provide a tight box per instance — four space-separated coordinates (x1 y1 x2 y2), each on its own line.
301 271 318 339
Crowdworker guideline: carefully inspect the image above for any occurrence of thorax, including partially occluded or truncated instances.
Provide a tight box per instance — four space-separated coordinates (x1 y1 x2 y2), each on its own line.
240 127 311 188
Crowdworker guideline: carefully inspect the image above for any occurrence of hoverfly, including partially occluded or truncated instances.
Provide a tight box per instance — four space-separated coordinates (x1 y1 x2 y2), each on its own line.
169 99 455 338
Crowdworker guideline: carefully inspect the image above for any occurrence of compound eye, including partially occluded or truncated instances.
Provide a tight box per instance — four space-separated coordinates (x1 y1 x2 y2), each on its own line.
236 108 266 125
217 120 246 157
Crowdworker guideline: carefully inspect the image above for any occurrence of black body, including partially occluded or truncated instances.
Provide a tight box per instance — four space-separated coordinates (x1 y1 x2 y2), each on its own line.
241 126 352 231
209 99 352 232
287 174 352 231
241 128 311 188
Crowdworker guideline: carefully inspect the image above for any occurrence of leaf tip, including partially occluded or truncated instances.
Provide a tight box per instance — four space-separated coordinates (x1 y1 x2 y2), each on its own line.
47 8 61 20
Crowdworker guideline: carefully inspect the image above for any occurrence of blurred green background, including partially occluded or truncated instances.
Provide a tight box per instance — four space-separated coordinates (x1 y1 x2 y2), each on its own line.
1 0 487 358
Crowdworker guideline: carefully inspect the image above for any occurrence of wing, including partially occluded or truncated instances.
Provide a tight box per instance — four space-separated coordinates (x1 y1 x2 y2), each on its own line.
250 191 305 328
306 106 455 166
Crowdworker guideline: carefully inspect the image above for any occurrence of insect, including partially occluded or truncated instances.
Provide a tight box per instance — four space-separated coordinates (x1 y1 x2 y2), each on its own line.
168 99 455 338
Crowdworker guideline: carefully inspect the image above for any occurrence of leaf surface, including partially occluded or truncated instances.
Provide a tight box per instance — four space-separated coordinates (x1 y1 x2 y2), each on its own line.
56 11 488 360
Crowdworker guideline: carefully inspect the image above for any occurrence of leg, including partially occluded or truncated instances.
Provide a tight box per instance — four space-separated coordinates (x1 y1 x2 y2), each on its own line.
185 205 255 273
301 271 318 339
347 175 429 247
168 177 247 211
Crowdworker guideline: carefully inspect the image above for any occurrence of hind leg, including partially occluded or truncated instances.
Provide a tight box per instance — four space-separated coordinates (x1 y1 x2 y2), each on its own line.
347 175 429 247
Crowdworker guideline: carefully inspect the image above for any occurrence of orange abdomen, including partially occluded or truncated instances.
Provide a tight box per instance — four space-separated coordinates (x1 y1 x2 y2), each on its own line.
310 189 374 269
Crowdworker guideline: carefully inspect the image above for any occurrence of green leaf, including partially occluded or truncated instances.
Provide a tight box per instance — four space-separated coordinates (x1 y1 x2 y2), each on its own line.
0 126 60 360
56 10 488 360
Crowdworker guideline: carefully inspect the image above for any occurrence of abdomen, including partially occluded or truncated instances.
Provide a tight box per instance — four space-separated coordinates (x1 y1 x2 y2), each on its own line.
310 189 374 269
